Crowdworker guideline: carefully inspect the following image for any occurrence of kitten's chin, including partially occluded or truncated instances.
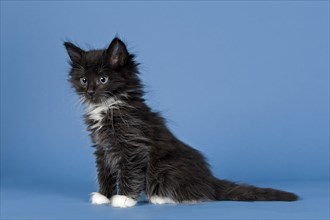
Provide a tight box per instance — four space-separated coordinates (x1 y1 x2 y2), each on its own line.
85 96 110 105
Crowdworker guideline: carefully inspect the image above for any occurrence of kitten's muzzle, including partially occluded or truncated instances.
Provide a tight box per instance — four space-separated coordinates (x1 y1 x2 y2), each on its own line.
87 90 95 98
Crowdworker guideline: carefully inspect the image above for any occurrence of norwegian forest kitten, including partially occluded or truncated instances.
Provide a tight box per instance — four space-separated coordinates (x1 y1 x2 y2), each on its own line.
65 37 298 208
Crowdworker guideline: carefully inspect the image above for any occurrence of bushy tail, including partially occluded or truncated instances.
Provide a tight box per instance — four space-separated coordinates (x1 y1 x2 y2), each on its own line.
215 179 298 201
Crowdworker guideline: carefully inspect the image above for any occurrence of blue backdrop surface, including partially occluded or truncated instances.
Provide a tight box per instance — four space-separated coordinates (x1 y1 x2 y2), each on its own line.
1 1 329 219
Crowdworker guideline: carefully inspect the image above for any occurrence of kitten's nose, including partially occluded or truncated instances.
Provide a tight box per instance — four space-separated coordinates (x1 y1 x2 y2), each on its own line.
87 90 95 97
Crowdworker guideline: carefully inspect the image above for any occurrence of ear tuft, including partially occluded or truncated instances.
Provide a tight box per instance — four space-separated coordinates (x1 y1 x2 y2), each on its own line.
106 37 129 67
64 42 84 62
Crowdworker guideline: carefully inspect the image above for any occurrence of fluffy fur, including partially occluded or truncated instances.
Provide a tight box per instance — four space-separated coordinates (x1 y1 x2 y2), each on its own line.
65 37 298 208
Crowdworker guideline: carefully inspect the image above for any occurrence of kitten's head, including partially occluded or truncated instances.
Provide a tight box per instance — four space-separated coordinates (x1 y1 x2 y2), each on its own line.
64 37 141 104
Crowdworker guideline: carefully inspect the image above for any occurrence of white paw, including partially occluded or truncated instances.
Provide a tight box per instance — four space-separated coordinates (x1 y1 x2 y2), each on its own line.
90 192 111 205
111 195 137 208
149 195 176 204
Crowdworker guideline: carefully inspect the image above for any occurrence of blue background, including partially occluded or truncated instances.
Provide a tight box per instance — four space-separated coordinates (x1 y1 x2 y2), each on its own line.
1 1 329 219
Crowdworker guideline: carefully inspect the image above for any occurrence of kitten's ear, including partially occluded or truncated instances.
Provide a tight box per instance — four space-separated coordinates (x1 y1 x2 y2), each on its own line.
106 37 129 67
64 42 84 63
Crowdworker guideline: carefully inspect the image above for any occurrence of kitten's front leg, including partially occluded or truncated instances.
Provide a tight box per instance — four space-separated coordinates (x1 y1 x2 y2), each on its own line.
91 148 117 205
111 168 145 208
111 149 147 208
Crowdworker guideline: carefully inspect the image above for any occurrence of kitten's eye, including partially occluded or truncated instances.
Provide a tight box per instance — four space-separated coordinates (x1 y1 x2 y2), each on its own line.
100 76 108 84
80 77 87 86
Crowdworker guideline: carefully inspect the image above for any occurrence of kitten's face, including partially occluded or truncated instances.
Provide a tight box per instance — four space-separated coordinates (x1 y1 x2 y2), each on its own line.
65 38 137 104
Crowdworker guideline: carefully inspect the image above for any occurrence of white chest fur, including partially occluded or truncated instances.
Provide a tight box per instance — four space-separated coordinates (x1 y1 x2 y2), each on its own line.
86 97 124 130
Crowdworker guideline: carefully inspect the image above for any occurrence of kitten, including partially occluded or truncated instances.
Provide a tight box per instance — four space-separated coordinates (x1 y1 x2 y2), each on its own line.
64 37 298 208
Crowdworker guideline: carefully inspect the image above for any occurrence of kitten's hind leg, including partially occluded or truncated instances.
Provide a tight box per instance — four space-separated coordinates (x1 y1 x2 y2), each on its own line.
149 195 176 205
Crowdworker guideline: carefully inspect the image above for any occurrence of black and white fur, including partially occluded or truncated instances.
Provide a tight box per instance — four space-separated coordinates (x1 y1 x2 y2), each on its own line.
64 37 298 208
